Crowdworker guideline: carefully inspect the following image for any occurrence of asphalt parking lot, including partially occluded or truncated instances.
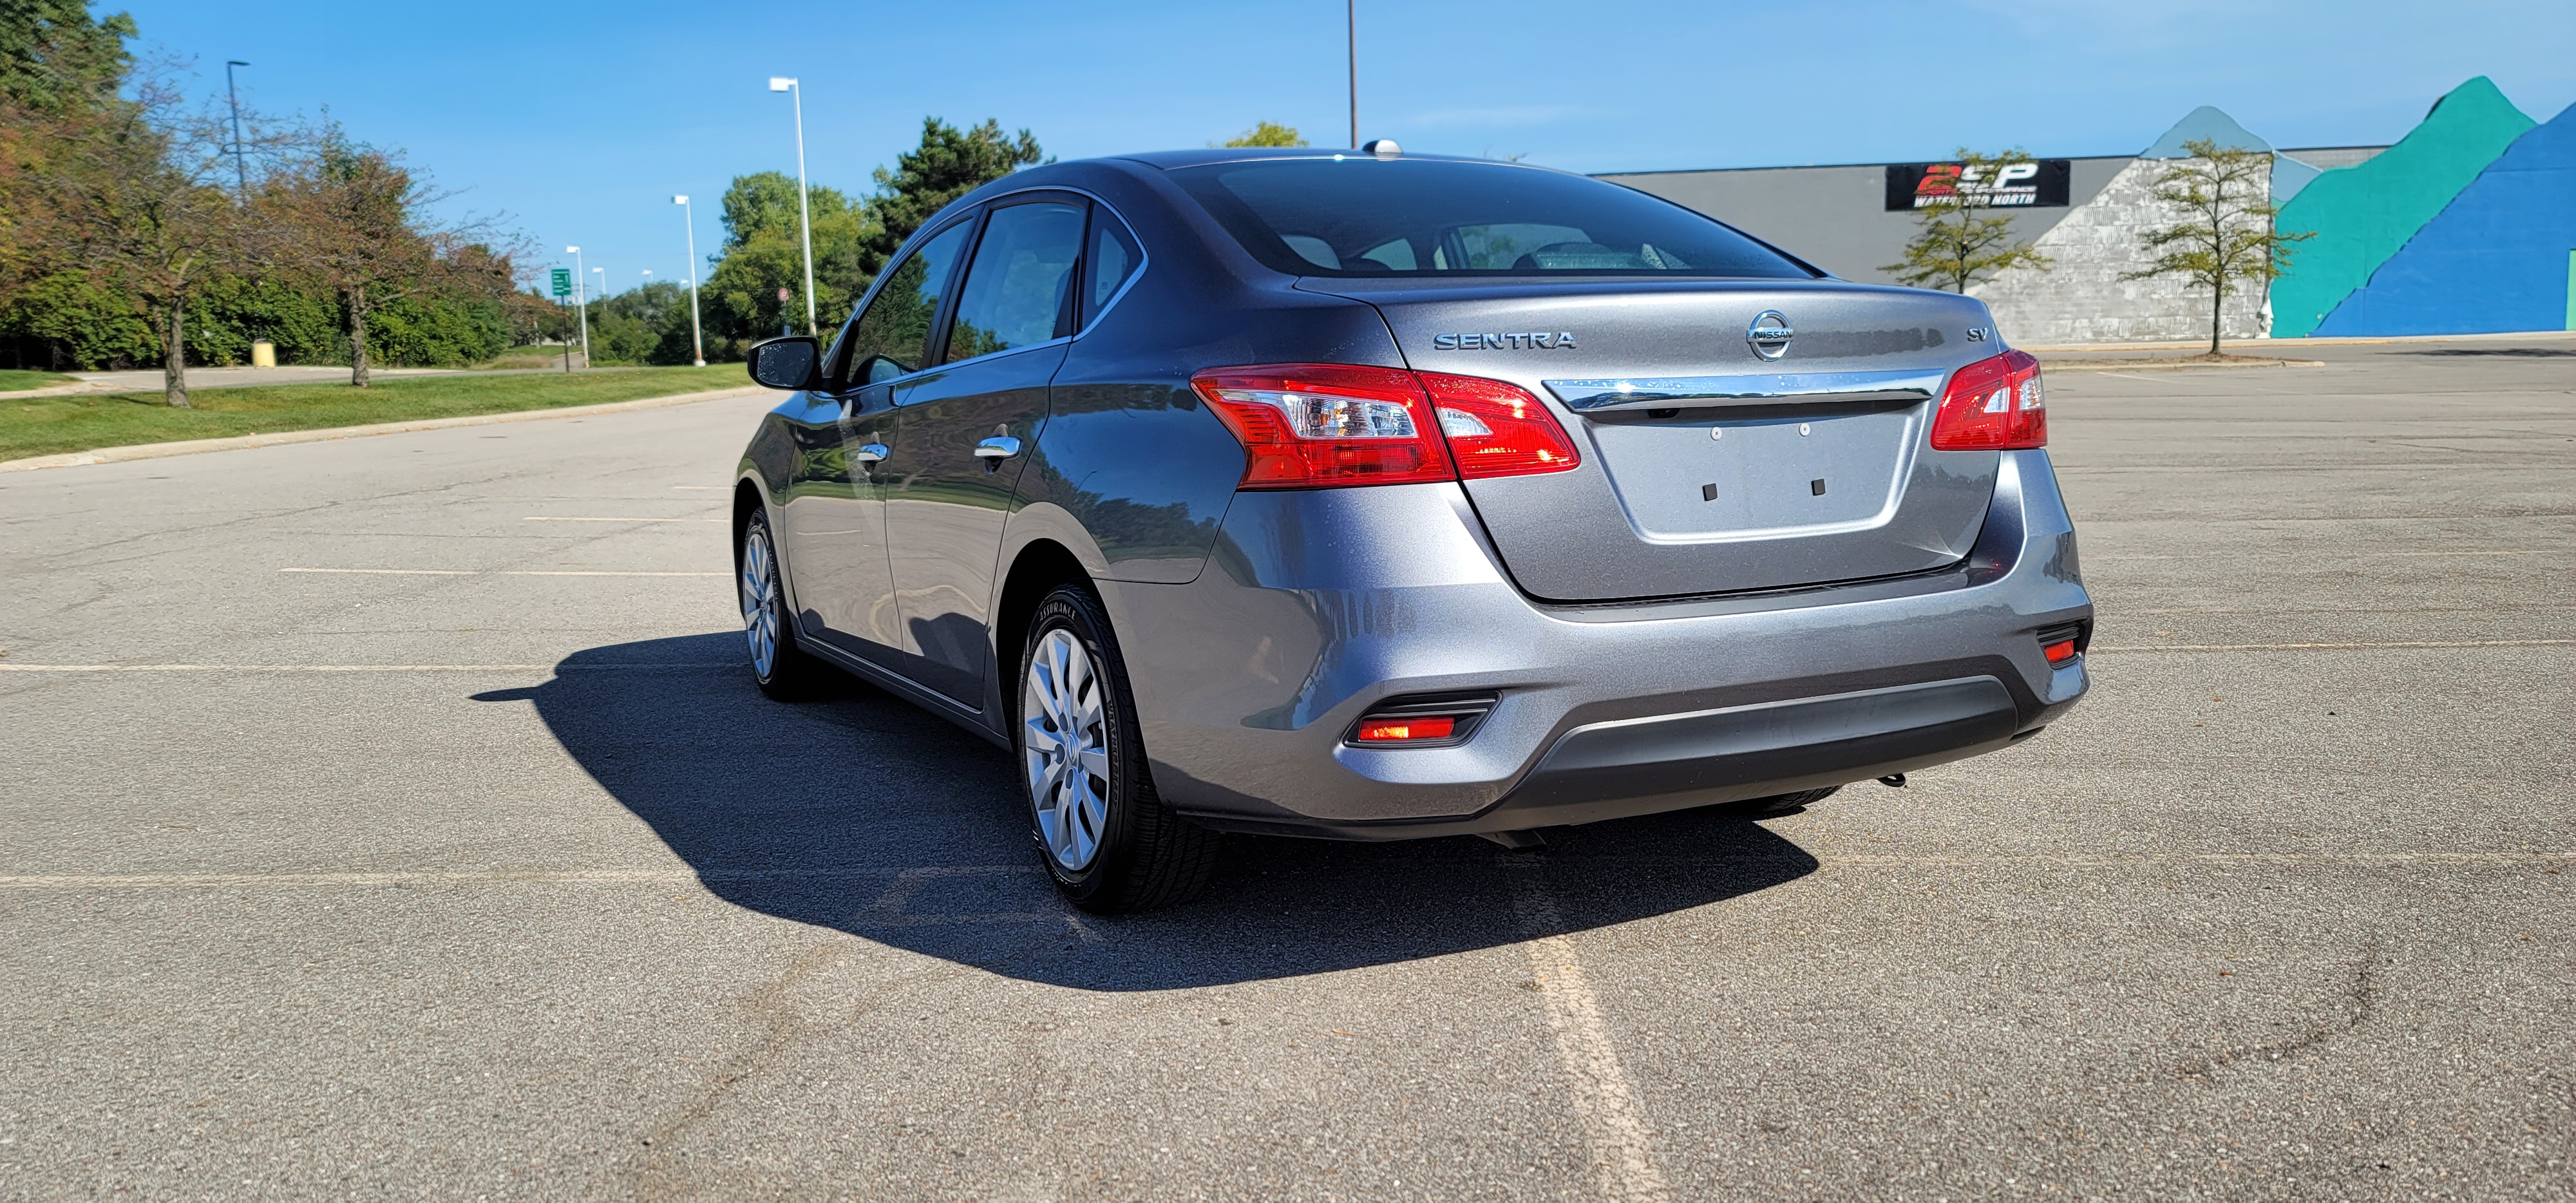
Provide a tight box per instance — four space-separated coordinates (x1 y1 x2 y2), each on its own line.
3 337 2570 1200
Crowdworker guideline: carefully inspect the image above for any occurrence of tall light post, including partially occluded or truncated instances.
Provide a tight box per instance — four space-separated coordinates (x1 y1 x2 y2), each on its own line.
674 194 706 366
223 60 251 199
768 76 818 337
1347 1 1358 147
566 245 591 367
592 266 605 305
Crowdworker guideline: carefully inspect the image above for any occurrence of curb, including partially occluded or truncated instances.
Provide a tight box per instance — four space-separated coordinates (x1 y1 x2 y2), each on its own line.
2043 357 2325 372
0 385 777 473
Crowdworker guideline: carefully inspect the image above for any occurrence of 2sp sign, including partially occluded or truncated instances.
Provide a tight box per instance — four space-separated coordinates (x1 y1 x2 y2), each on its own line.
1885 160 2072 211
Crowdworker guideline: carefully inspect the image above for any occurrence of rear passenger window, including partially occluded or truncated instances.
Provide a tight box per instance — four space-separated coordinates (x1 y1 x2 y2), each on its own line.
946 201 1084 363
1084 213 1142 321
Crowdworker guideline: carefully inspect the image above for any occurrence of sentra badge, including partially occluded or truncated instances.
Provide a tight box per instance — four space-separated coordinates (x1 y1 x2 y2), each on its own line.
1432 332 1578 350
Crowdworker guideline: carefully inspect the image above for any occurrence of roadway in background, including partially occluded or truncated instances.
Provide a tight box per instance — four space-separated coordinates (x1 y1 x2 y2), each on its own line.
1 338 2569 1199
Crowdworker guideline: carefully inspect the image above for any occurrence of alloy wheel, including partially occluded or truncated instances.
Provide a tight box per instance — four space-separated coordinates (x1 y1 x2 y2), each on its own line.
1023 627 1112 871
740 525 780 679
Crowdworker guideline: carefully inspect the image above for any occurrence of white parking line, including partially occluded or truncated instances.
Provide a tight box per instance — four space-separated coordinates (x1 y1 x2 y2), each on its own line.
2093 638 2572 652
1506 866 1671 1203
0 851 2560 889
522 516 725 523
279 568 725 577
278 567 474 575
0 663 734 672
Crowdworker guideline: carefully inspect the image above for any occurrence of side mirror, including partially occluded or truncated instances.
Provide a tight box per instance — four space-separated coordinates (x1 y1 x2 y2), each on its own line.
747 336 822 392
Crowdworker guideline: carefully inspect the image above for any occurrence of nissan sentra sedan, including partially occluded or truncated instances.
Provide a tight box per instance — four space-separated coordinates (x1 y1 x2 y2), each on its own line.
732 146 2092 912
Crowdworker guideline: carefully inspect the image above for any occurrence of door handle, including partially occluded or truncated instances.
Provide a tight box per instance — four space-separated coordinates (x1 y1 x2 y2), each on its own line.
852 443 889 464
972 436 1023 460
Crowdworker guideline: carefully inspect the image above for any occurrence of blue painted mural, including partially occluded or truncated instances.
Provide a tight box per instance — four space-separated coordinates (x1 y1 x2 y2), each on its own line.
2315 102 2576 336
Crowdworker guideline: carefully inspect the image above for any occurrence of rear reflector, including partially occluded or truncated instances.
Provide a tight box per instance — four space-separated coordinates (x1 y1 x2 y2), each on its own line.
1931 348 2047 451
1193 365 1579 489
1343 692 1498 748
1354 715 1455 743
2037 621 2087 667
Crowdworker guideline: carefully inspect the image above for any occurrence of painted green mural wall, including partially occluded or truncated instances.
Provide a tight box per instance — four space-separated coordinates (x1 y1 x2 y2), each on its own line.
2271 77 2532 338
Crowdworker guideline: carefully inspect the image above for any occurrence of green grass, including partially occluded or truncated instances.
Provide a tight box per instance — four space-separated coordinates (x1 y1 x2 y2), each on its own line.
2 365 750 461
0 369 80 392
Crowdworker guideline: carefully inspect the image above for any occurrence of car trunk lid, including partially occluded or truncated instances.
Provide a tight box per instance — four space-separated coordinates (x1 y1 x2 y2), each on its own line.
1304 278 2007 602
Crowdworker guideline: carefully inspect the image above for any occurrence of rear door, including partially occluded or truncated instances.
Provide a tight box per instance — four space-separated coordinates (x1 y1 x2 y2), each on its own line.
1314 278 2003 602
882 194 1086 706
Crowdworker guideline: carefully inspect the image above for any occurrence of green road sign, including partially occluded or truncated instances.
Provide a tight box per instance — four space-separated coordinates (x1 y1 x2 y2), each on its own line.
550 268 572 298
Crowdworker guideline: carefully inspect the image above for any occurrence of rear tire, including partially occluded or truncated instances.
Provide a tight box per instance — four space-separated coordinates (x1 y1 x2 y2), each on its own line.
738 509 830 701
1016 583 1218 914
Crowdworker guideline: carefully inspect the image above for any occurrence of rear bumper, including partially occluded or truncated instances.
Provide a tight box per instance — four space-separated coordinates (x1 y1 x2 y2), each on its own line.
1099 449 2090 838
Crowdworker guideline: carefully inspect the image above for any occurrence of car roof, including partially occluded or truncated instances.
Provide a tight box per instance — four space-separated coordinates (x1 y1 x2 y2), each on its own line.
1108 147 1560 173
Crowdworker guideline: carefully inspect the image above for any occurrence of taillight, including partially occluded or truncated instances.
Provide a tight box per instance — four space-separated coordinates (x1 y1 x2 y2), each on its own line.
1192 365 1452 488
1930 348 2046 450
1192 365 1580 489
1418 371 1580 479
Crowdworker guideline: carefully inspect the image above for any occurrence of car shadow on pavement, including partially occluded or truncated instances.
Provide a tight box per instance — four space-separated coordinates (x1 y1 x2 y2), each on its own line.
481 634 1819 991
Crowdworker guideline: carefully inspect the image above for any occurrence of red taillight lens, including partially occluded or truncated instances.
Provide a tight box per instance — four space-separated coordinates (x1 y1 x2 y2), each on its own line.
1191 364 1452 489
1930 348 2047 451
1193 364 1580 489
1354 715 1456 743
1418 371 1580 479
2043 639 2078 665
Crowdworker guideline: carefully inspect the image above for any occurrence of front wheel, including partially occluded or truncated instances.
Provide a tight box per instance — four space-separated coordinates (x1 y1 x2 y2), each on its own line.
738 509 829 699
1017 583 1218 913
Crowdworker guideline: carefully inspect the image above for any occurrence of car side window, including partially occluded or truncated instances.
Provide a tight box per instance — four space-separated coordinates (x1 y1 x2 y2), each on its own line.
944 200 1084 364
1084 211 1144 324
840 219 974 384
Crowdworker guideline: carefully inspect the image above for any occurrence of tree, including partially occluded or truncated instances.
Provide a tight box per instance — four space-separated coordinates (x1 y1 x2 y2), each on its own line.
263 131 516 386
1882 148 2053 294
701 170 872 352
2123 138 2315 355
0 0 135 112
860 117 1042 275
1221 121 1305 148
5 68 247 405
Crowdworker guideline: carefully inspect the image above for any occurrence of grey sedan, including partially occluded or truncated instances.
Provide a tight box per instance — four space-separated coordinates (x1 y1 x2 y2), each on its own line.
735 147 2091 912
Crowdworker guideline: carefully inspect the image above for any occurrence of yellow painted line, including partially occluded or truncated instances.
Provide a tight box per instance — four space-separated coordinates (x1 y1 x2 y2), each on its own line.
2092 639 2572 652
1507 869 1671 1202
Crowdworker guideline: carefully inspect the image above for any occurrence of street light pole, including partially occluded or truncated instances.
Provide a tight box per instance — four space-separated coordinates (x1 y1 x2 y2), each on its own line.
768 76 818 338
1347 1 1358 147
674 194 705 366
567 245 591 367
223 60 250 199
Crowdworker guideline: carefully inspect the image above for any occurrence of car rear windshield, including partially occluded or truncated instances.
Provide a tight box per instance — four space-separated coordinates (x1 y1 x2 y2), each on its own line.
1167 157 1815 279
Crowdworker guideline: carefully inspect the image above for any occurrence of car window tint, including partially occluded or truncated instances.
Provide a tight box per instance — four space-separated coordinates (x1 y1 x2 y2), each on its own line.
1358 238 1416 271
1085 213 1142 319
1168 158 1812 279
947 201 1084 363
841 220 974 382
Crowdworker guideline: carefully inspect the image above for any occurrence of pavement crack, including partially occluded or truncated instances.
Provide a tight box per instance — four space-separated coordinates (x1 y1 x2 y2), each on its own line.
2170 941 2383 1082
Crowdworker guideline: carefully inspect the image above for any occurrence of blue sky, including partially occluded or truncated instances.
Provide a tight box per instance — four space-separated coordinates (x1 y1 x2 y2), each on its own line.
118 0 2576 301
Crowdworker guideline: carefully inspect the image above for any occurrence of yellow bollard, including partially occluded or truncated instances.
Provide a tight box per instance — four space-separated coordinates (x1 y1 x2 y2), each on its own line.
250 340 276 368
